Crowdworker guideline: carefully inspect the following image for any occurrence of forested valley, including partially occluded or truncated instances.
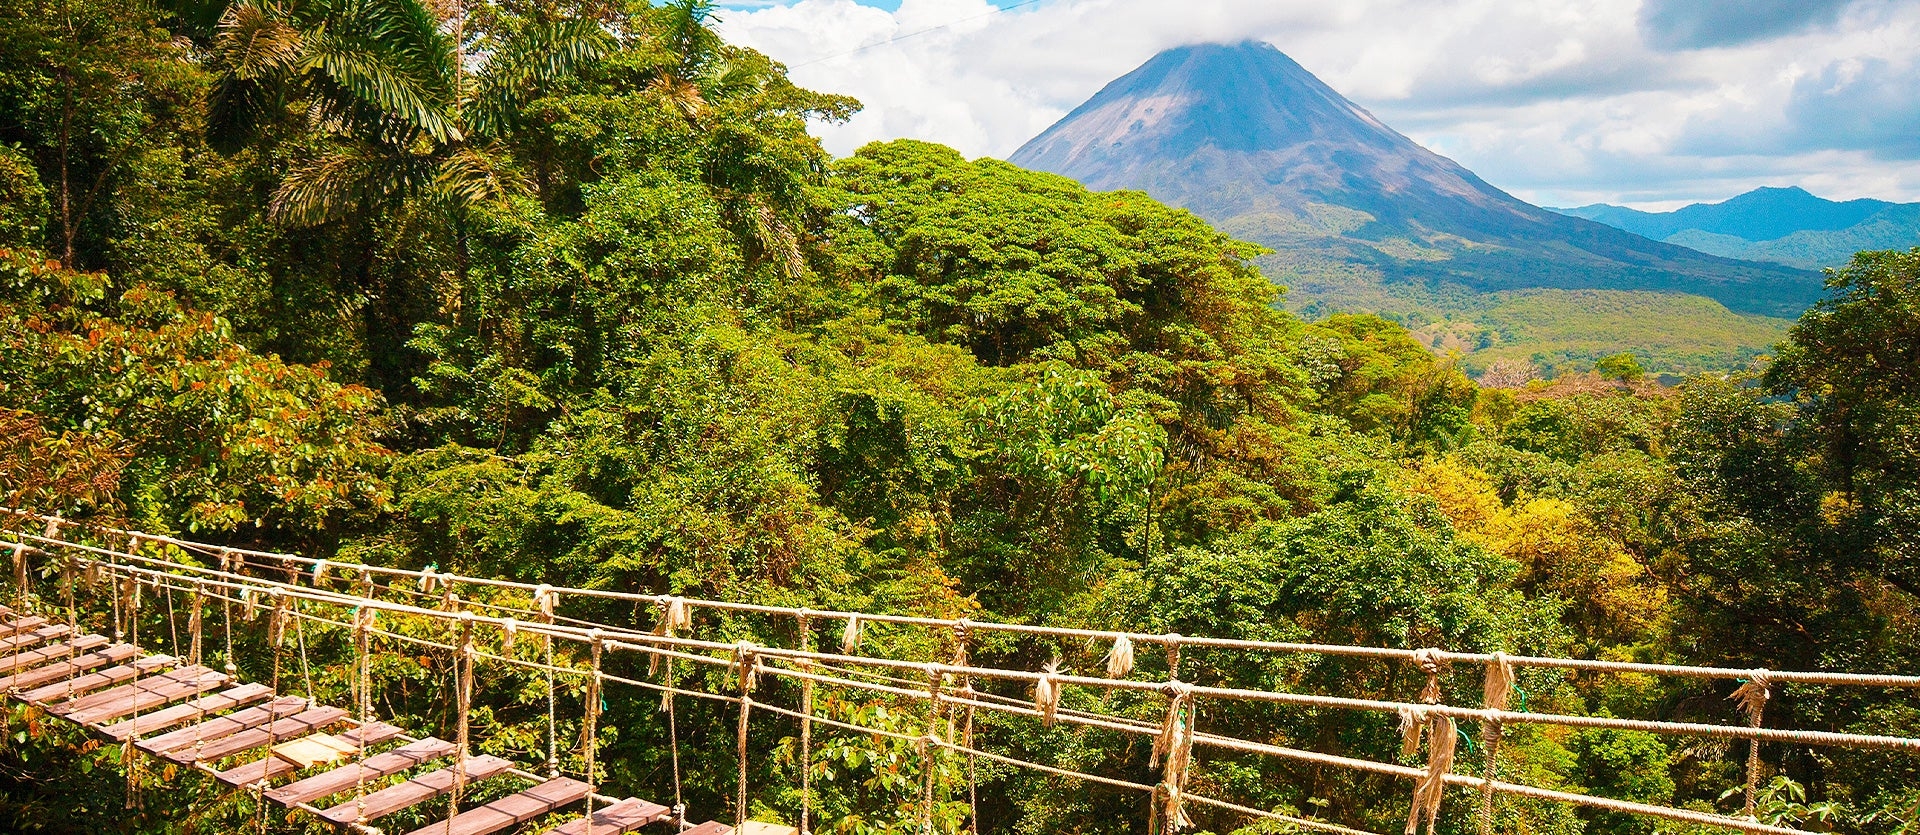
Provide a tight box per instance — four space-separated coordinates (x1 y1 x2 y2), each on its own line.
0 1 1916 833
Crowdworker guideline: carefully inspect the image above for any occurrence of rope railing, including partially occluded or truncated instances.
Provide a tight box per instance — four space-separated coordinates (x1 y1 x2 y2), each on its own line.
4 515 1916 835
13 509 1917 689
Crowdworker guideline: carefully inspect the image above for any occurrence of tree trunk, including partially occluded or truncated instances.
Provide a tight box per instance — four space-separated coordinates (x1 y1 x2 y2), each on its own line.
58 64 73 267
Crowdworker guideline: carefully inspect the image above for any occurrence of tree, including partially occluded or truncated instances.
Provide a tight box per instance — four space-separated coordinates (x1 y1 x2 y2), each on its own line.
1764 248 1920 601
0 0 202 267
205 0 611 224
1596 352 1644 382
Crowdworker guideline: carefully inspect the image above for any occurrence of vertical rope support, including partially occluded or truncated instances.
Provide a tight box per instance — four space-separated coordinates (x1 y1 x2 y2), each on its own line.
1404 648 1454 835
353 605 375 825
1731 670 1771 818
662 622 685 827
536 584 558 779
451 613 477 831
187 584 204 668
40 517 61 621
953 619 978 835
121 571 142 810
164 578 180 659
922 663 946 835
584 631 605 834
294 598 315 706
797 611 814 835
1478 652 1515 835
734 642 758 828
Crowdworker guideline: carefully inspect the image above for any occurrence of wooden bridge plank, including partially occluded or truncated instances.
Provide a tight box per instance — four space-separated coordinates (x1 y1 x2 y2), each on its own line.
540 797 673 835
0 634 110 675
17 654 176 704
138 696 308 756
99 683 273 740
0 643 135 691
0 615 49 638
163 705 348 763
678 822 733 835
313 755 514 824
212 721 408 787
0 623 72 653
265 737 457 806
68 667 230 725
400 777 590 835
53 664 220 716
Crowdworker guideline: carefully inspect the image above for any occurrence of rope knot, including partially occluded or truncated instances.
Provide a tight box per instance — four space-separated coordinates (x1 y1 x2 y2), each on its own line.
533 584 556 616
1159 680 1194 700
501 618 518 652
1731 669 1772 723
733 641 759 694
1413 648 1448 704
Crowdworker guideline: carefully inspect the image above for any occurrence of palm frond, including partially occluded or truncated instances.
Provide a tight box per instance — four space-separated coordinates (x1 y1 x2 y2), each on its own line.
269 144 435 225
430 146 531 210
648 74 707 120
214 1 303 80
206 1 303 151
700 56 764 102
301 29 461 144
466 18 613 138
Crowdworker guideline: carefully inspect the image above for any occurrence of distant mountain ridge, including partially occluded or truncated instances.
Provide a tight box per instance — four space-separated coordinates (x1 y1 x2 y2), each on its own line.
1008 41 1823 321
1553 187 1920 269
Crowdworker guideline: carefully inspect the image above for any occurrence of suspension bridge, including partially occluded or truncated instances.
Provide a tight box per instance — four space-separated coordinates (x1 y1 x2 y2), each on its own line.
2 510 1917 835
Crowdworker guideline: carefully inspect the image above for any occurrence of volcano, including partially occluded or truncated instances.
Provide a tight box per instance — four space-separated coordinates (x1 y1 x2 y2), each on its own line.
1009 42 1820 319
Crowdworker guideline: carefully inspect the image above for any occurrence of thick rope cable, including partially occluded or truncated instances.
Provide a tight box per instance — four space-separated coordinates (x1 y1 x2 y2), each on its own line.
37 540 1920 756
10 534 1895 835
31 544 1920 755
23 512 1917 690
50 562 1828 835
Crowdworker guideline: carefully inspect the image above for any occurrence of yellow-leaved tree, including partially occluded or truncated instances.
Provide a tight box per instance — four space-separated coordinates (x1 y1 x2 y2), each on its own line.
1405 458 1665 649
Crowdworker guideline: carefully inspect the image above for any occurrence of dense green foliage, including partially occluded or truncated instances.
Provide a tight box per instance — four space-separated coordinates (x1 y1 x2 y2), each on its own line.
0 1 1916 833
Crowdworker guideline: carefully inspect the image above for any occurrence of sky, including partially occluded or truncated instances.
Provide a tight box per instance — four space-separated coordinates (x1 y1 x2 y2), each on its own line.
713 0 1920 210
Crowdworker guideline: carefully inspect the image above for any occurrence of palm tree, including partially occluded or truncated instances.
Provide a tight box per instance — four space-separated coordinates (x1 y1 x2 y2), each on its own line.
206 0 610 225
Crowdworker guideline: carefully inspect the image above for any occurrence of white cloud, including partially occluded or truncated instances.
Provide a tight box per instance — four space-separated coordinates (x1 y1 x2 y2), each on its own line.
715 0 1920 207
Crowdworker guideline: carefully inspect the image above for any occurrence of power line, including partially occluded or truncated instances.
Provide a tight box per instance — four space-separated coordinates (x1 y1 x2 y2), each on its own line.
788 0 1047 68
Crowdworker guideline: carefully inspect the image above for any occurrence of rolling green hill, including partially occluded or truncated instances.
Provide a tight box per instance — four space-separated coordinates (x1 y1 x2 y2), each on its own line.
1405 289 1792 377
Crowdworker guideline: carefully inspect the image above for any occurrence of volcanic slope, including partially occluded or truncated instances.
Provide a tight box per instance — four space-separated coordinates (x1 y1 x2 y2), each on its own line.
1009 41 1821 322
